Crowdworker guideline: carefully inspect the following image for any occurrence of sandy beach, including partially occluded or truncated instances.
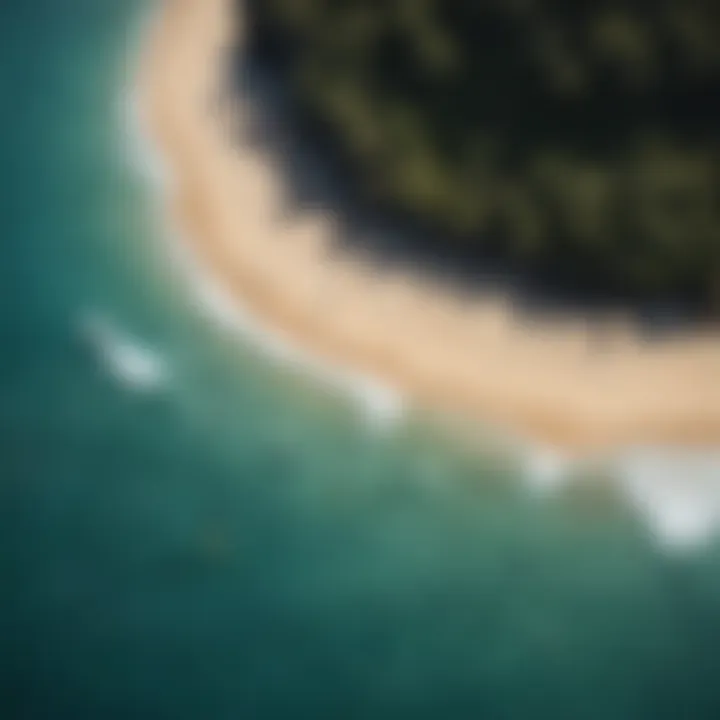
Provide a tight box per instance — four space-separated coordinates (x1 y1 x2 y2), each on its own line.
139 0 720 453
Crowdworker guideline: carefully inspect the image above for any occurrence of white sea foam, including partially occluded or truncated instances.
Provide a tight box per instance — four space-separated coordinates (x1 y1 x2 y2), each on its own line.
80 311 169 391
612 448 720 550
520 442 720 548
119 3 170 189
524 445 572 492
122 95 170 190
355 381 405 430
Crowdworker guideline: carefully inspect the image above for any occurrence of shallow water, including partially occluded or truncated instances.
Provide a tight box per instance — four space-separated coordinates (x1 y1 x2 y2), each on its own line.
3 2 720 718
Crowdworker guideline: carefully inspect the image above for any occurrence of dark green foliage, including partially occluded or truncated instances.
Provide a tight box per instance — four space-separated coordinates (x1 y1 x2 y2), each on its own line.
244 0 720 311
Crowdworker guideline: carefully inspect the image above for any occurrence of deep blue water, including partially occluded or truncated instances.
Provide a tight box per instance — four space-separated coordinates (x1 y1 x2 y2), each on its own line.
3 2 720 718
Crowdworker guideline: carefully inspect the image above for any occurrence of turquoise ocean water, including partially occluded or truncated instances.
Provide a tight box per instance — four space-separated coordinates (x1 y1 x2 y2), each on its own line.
3 1 720 718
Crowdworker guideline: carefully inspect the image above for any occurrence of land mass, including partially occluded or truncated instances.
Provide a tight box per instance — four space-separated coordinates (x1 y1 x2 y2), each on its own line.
140 0 720 452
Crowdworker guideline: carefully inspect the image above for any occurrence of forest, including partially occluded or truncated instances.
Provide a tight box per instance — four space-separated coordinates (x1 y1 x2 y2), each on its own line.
242 0 720 313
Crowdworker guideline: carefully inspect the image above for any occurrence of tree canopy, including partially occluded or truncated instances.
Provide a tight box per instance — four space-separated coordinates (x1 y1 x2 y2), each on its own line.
243 0 720 312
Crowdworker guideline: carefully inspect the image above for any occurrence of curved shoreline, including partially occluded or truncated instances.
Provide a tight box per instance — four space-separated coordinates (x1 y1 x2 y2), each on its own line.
139 0 720 453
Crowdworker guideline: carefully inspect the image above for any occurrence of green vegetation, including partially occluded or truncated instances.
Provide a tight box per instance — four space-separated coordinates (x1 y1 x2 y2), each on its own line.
243 0 720 311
